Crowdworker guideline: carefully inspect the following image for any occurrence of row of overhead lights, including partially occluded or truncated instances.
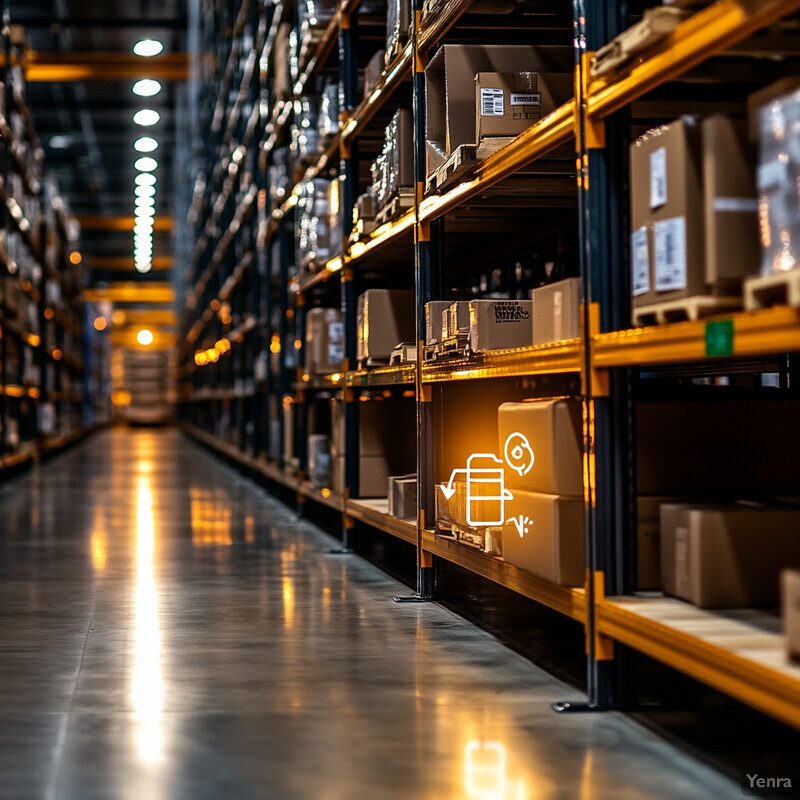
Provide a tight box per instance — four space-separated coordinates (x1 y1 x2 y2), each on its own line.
131 39 164 273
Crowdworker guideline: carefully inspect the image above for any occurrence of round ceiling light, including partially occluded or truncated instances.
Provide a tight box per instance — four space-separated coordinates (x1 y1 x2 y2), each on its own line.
134 157 157 172
134 136 158 153
133 109 160 127
137 329 154 346
132 79 161 97
133 39 164 58
135 173 157 186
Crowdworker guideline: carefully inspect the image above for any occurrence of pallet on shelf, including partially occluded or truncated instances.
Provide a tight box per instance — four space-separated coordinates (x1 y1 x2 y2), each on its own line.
632 295 743 326
744 268 800 311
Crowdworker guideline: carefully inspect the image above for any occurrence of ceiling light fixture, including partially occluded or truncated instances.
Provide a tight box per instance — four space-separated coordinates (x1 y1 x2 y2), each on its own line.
136 329 154 346
135 185 156 198
132 79 161 97
135 263 152 274
133 39 164 58
134 157 157 172
134 136 158 153
133 109 160 127
135 196 155 209
135 173 157 187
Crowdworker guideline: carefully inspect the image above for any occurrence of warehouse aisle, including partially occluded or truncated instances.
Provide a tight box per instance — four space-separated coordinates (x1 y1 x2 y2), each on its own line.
0 428 736 800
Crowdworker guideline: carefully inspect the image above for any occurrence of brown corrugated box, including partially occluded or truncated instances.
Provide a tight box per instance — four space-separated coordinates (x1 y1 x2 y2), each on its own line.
782 569 800 659
474 72 572 142
701 116 759 287
425 45 573 175
388 474 417 519
636 495 687 591
532 277 581 345
661 503 800 608
501 491 585 586
468 300 533 352
356 289 415 363
497 398 583 496
305 307 344 375
425 301 451 344
637 400 800 496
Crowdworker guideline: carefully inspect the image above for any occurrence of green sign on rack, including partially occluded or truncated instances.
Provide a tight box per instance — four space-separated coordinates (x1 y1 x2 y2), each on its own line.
705 319 734 357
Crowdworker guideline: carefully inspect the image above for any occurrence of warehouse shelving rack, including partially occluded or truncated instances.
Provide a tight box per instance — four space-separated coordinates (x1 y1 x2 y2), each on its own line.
0 25 90 479
178 0 800 730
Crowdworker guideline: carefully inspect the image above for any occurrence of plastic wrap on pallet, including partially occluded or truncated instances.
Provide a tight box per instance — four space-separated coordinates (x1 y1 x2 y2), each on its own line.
385 0 411 67
291 97 321 162
296 178 332 272
370 109 413 211
757 90 800 276
269 148 290 206
318 82 339 144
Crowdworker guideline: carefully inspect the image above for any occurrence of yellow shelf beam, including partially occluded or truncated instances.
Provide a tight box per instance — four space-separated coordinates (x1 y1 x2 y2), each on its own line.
593 306 800 368
84 283 175 304
86 256 173 271
76 215 173 232
587 0 800 120
24 51 189 82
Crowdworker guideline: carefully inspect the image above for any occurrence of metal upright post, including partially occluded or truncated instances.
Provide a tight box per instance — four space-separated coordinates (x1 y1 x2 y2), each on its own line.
394 0 442 602
555 0 633 714
336 3 360 553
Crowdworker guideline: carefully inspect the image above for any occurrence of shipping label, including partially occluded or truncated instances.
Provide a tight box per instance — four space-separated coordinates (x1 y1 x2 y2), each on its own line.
480 88 505 116
493 303 530 323
631 226 650 296
654 217 687 292
650 147 667 209
713 197 759 213
510 93 541 106
328 321 344 364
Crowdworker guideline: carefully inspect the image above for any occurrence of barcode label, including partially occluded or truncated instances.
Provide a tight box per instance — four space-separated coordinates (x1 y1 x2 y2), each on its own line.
650 147 667 209
713 197 758 213
631 226 650 296
510 93 541 106
480 88 504 116
328 322 344 364
654 217 687 292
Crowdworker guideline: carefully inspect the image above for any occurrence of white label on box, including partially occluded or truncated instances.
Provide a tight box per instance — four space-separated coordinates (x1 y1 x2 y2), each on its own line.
713 197 759 213
510 93 541 106
650 147 667 209
328 321 344 364
631 226 650 297
480 88 504 116
757 159 789 192
654 217 687 292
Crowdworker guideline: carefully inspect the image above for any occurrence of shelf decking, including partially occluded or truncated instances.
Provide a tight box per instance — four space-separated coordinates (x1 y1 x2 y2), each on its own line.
422 340 581 382
299 481 345 513
346 498 417 545
592 306 800 369
422 530 587 622
587 0 800 121
596 594 800 730
346 364 415 387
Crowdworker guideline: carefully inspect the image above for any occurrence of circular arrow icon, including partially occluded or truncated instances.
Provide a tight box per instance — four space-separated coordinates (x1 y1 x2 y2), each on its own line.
503 432 534 477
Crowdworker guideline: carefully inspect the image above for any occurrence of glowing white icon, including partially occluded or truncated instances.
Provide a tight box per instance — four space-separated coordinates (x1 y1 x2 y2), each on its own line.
440 454 514 527
508 515 532 538
504 431 534 477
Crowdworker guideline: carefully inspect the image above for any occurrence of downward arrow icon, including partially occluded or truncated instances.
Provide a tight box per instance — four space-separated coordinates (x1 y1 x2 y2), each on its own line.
439 468 464 500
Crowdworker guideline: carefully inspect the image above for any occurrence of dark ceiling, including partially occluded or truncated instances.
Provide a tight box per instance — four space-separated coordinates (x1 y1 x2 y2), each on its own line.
10 0 188 285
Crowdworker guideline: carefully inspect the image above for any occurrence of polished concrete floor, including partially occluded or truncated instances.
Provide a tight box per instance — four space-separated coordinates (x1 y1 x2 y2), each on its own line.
0 427 739 800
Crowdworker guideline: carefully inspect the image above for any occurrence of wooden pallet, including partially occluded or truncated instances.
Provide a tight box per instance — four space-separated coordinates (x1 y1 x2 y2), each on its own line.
426 144 478 195
744 269 800 311
633 295 742 326
374 189 414 226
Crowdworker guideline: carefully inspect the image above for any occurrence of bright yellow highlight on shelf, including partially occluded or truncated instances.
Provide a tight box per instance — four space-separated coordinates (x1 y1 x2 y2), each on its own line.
215 339 231 354
94 317 107 332
194 351 208 367
270 335 281 354
69 251 81 265
137 329 154 346
206 348 220 363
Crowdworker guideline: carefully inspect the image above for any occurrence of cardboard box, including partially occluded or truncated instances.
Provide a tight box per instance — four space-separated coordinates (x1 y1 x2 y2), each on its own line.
372 109 414 210
782 569 800 659
425 45 573 174
469 300 533 352
501 491 585 586
661 503 800 608
701 116 759 287
305 307 344 375
425 301 451 344
448 301 470 338
388 474 417 519
385 0 411 64
330 398 344 459
364 49 386 99
358 397 416 458
636 495 687 591
497 398 583 496
532 277 581 345
475 72 571 143
356 289 415 363
637 400 800 496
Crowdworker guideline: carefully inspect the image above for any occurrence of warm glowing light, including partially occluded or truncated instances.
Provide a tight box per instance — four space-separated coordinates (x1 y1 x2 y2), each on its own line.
132 78 161 97
190 487 232 545
112 309 126 325
135 185 156 198
134 136 158 153
465 741 506 800
194 351 208 366
134 156 158 172
133 108 160 126
52 349 63 361
28 334 41 347
94 316 108 331
135 173 156 186
270 334 281 354
137 329 154 346
294 339 302 350
134 223 153 236
69 251 82 265
214 338 231 353
206 348 219 363
44 307 55 320
330 373 342 383
133 39 164 57
283 576 294 628
210 299 220 311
